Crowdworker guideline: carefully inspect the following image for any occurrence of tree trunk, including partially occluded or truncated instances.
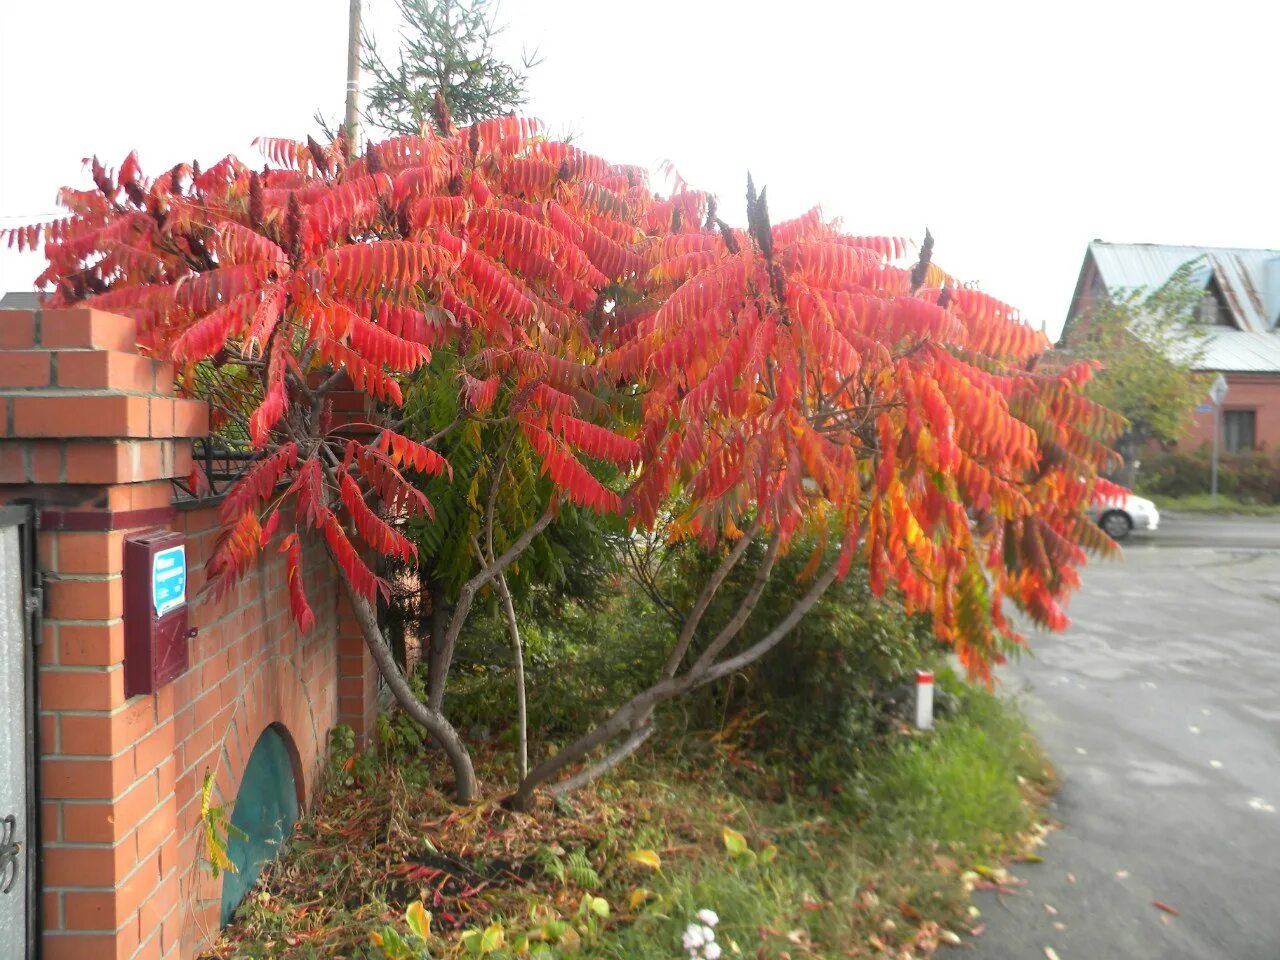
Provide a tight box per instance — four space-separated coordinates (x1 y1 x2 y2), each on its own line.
334 561 478 802
426 576 453 711
494 571 528 780
1113 433 1142 489
428 506 555 712
506 558 839 810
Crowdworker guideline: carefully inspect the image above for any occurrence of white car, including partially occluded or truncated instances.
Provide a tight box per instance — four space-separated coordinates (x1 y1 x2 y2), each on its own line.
1092 493 1160 541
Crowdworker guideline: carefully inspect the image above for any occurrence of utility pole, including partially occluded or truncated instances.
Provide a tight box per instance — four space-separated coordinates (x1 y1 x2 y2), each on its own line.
1209 373 1228 506
345 0 362 157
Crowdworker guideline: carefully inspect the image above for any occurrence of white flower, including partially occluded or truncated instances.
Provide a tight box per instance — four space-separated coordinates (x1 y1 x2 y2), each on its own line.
682 923 706 951
697 909 720 928
704 944 722 960
700 925 716 942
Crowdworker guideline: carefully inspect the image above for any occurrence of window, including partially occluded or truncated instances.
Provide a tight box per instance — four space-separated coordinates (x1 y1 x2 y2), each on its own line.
1197 290 1234 326
1222 409 1256 452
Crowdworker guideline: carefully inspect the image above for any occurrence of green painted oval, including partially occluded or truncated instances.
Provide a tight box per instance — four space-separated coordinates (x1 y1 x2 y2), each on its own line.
220 726 300 926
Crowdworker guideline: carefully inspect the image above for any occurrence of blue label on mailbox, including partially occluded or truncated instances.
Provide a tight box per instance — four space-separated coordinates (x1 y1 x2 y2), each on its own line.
152 545 187 617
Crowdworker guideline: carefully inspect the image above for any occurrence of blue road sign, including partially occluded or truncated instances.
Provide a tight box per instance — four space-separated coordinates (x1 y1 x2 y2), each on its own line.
1195 403 1213 413
152 545 187 617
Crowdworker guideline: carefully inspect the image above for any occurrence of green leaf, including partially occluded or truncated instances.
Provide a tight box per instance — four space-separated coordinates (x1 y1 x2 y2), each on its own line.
480 922 505 953
759 843 779 864
722 826 749 856
589 896 610 918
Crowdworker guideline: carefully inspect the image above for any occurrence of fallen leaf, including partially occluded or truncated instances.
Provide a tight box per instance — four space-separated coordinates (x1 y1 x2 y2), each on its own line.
1115 870 1130 880
627 849 662 871
1053 922 1066 932
1066 873 1076 883
1044 903 1058 915
1044 948 1061 960
1152 900 1180 917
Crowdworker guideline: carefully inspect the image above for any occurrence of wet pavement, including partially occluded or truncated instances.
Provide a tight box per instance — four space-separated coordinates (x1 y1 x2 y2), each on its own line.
971 516 1280 959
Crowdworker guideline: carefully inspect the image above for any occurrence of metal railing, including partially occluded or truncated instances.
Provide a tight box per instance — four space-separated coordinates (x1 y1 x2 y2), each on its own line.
171 436 258 504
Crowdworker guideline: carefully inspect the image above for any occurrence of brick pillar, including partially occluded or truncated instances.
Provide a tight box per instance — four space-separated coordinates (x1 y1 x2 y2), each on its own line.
0 308 206 960
326 373 380 744
336 595 378 743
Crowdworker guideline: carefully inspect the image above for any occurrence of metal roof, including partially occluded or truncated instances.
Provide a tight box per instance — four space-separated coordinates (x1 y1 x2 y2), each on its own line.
1196 326 1280 373
0 291 39 309
1084 241 1280 374
1088 241 1280 333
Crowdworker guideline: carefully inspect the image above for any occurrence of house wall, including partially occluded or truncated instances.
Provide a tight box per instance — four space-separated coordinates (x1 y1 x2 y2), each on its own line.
0 307 379 960
1064 257 1280 454
1182 372 1280 451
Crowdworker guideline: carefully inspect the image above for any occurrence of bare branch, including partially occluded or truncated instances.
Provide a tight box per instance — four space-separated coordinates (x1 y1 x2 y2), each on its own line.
660 511 764 679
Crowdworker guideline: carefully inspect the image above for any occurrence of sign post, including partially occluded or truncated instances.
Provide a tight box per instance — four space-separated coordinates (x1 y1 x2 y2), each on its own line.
1209 374 1228 505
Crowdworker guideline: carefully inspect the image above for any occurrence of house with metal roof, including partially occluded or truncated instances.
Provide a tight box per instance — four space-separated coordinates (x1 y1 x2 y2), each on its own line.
1064 241 1280 452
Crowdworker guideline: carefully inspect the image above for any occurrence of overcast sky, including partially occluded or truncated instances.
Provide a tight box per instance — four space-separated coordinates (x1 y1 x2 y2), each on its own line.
3 0 1278 339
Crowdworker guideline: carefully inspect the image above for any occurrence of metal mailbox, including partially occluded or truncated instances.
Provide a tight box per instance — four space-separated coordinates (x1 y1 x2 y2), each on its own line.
124 530 190 696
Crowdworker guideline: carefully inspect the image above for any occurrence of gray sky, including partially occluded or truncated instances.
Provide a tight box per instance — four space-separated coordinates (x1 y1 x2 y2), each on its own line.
3 0 1278 339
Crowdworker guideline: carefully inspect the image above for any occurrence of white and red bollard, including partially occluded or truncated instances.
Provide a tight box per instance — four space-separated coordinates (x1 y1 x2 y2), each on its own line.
915 670 935 730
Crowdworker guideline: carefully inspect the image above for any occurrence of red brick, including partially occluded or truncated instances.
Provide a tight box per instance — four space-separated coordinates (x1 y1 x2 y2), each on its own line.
136 875 177 946
172 399 208 437
62 886 140 931
42 840 135 886
173 443 192 480
134 931 162 960
39 624 59 669
12 394 149 438
60 696 152 755
47 575 122 619
41 309 136 351
135 803 174 860
0 440 25 481
41 801 60 844
40 713 58 753
42 890 62 931
0 350 51 387
64 442 125 484
160 905 184 958
155 832 179 882
153 362 175 395
39 667 125 711
58 620 126 666
56 350 155 391
43 925 140 960
54 531 124 576
133 720 174 776
62 777 157 844
148 398 174 438
30 442 64 481
0 310 36 349
154 757 176 803
107 480 172 511
41 751 134 800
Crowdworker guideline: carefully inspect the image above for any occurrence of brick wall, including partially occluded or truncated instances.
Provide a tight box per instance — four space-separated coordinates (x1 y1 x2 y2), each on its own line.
0 307 379 959
1181 372 1280 451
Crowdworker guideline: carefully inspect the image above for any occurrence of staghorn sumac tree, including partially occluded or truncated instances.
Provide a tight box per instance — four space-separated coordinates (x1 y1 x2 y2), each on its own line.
14 115 1124 808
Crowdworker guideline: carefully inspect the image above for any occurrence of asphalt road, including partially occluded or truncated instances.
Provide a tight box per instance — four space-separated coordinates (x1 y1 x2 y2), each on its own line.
971 514 1280 960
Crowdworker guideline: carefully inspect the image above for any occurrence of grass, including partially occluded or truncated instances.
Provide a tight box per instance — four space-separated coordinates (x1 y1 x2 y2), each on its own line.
203 675 1054 960
1148 494 1280 516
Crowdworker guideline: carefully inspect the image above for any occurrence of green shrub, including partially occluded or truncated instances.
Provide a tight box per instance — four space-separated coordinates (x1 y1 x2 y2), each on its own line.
1137 448 1280 503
